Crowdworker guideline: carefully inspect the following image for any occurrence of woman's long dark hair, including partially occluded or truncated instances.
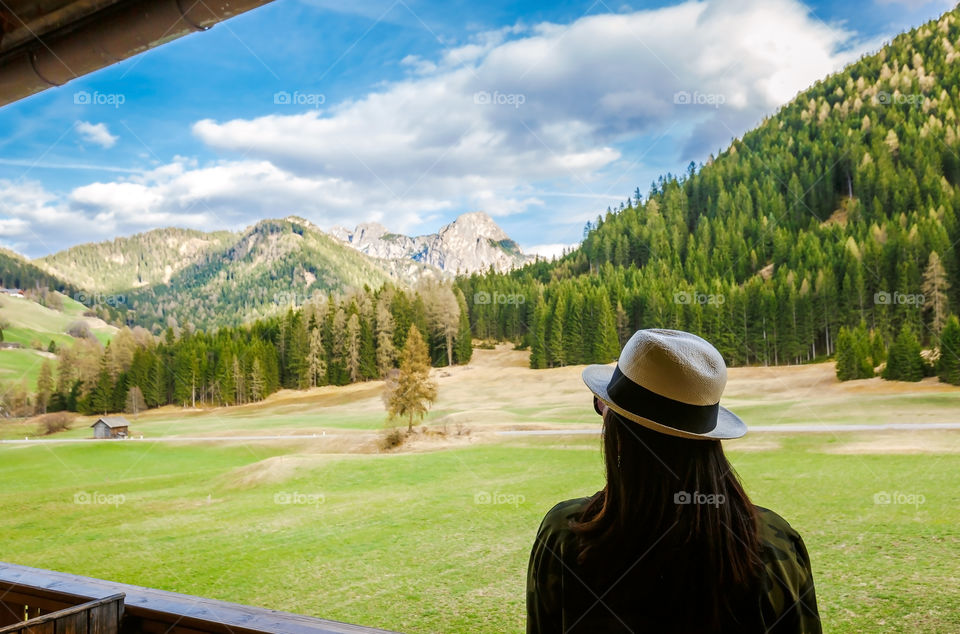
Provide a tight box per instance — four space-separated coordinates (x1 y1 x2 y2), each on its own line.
570 408 763 630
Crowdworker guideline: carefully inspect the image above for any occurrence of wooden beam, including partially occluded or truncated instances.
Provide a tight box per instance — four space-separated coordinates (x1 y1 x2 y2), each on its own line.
0 562 393 634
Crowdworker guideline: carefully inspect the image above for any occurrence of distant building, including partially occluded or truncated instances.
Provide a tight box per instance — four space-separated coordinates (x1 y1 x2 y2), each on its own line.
91 416 130 439
0 288 24 298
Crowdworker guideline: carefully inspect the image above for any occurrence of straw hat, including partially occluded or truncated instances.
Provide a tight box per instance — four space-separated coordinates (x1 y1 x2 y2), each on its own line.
582 329 746 440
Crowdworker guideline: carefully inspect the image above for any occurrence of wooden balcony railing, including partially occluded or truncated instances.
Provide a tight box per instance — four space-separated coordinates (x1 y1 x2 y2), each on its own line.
0 592 124 633
0 562 393 634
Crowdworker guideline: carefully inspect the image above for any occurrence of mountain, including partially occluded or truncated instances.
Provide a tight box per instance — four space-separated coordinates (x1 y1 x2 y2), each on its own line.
17 211 533 329
459 8 960 369
36 228 238 293
121 217 395 328
330 211 533 274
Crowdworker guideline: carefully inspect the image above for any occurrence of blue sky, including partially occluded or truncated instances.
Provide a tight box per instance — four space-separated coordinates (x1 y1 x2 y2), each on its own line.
0 0 955 258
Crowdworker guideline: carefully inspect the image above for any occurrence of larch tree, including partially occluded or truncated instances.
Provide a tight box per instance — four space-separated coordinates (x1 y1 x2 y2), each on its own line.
306 327 326 388
375 298 396 377
383 325 437 433
125 385 146 416
421 281 460 367
922 251 950 336
36 360 54 414
249 358 265 402
346 313 362 383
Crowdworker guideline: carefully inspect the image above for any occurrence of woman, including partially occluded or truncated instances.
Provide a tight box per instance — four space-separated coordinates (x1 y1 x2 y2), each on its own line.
527 329 820 633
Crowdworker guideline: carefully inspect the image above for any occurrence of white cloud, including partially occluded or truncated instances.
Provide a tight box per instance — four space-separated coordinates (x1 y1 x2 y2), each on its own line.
7 0 878 256
190 0 866 221
75 121 119 148
526 242 580 260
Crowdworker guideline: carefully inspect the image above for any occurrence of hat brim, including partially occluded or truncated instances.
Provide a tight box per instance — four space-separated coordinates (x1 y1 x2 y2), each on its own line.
582 364 746 440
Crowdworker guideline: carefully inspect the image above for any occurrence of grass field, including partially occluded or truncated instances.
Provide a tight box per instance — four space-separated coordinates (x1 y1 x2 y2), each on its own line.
1 345 958 632
0 434 957 632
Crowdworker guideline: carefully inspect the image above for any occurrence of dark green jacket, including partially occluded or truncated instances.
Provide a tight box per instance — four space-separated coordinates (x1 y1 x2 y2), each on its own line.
527 498 821 633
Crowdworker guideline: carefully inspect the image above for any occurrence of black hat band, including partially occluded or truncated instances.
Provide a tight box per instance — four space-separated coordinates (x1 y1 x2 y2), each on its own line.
606 365 720 434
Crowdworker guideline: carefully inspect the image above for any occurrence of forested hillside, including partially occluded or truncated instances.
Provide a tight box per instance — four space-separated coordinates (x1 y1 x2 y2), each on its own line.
0 248 78 296
119 218 397 329
459 8 960 369
23 282 471 416
36 227 237 293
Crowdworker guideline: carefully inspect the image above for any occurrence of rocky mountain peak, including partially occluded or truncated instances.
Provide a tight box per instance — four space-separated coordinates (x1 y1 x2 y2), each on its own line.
440 211 509 241
328 211 531 275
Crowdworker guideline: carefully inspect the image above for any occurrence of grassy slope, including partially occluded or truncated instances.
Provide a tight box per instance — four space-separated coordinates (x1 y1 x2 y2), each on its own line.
0 436 955 632
0 293 115 389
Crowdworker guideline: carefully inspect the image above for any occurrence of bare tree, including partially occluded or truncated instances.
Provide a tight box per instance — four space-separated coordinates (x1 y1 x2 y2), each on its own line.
420 281 460 366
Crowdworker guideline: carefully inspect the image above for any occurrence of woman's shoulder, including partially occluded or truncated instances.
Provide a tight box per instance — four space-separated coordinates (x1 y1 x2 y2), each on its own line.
752 506 821 630
536 497 592 536
754 505 808 556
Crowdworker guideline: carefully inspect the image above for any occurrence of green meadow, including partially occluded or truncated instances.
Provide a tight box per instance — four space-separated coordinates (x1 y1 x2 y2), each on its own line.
1 342 958 631
0 293 116 391
0 434 956 633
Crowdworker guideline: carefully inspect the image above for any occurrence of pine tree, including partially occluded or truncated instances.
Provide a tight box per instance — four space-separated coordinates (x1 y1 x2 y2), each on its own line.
91 360 114 414
562 291 583 365
835 324 874 381
852 322 874 379
383 325 437 432
546 295 565 367
454 288 473 365
591 290 621 362
835 327 856 381
529 294 547 369
882 324 924 382
937 315 960 385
